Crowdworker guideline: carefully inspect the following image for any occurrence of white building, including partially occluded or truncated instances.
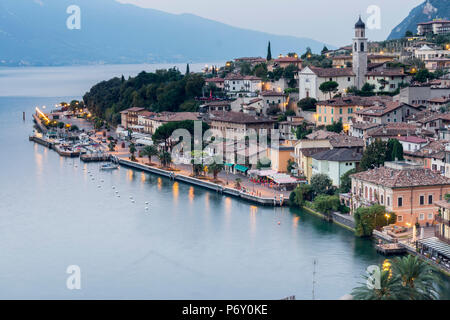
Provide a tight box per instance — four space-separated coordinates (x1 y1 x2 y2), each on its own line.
298 66 355 100
224 74 262 96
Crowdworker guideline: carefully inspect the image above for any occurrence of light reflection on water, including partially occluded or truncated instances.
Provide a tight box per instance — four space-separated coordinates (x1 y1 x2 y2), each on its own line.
0 94 448 300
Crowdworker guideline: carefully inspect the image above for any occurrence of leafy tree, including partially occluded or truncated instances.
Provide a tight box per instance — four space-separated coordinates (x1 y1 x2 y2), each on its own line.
129 143 137 161
319 81 339 99
267 41 272 61
287 159 296 173
415 69 432 83
297 97 317 111
321 46 329 54
360 83 376 96
141 145 158 164
289 184 312 207
354 205 395 237
256 157 271 169
312 195 340 216
253 63 268 80
386 138 404 161
295 121 312 140
360 139 388 170
326 120 343 133
108 139 116 152
310 173 333 195
339 168 356 193
240 62 252 75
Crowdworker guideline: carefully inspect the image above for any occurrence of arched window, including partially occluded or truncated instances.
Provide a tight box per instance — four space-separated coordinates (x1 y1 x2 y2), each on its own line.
354 43 357 52
360 42 365 52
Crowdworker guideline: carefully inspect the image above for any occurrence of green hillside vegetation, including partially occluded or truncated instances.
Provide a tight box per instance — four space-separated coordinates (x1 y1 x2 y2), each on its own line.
83 68 204 125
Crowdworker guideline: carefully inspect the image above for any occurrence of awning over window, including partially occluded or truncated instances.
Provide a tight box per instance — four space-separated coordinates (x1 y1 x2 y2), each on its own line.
234 164 249 173
224 163 234 167
419 237 450 259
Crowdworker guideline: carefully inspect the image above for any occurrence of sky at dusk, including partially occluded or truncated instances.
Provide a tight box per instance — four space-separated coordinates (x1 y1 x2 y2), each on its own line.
117 0 424 47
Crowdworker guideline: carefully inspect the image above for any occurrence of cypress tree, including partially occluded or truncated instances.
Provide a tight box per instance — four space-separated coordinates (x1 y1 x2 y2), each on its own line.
186 63 190 75
267 41 272 61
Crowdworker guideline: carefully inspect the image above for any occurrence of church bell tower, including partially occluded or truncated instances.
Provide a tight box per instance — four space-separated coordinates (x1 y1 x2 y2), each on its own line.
352 16 368 90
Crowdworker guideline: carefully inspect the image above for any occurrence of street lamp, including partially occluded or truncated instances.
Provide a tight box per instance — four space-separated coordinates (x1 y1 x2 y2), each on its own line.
385 213 390 226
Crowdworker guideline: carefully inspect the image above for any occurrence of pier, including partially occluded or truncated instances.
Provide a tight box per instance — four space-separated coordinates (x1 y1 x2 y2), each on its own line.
375 243 406 255
80 154 111 162
118 158 282 206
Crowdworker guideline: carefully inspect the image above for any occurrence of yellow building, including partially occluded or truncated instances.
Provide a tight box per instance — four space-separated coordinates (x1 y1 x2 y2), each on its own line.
267 143 295 173
315 96 373 129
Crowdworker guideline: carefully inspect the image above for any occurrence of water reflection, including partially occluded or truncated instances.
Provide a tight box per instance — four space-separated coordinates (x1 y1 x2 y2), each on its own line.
127 169 134 181
172 182 179 205
157 177 162 190
250 205 258 238
188 186 195 204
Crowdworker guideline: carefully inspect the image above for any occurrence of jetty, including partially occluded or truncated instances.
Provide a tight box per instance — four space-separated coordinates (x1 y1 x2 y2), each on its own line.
81 154 111 162
375 243 406 255
118 158 283 206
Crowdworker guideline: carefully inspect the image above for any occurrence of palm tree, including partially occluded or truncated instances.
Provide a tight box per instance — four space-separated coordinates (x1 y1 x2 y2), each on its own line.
159 151 172 168
352 256 440 300
391 255 439 300
129 143 137 161
208 161 224 181
141 145 158 165
234 178 242 189
352 269 404 300
191 150 205 177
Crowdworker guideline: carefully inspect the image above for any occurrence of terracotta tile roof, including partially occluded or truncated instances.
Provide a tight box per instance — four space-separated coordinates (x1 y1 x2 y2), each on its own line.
351 122 381 130
274 57 302 63
259 91 286 97
367 123 434 138
409 140 447 159
428 97 450 103
305 130 336 140
125 107 146 112
205 100 231 107
152 112 200 122
396 136 428 144
305 130 364 147
209 111 276 124
301 147 330 157
311 148 362 162
139 111 156 118
309 66 355 77
329 134 365 148
317 96 375 107
206 77 224 83
418 112 450 124
355 101 404 117
351 166 450 188
366 69 405 77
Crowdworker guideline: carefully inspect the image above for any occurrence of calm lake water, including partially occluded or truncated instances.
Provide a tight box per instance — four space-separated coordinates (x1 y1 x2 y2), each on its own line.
0 65 448 299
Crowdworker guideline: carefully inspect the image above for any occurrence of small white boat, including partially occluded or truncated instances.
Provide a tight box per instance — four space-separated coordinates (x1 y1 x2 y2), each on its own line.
100 163 119 171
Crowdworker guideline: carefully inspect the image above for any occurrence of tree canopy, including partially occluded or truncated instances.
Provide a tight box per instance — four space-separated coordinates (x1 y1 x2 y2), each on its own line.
83 68 205 125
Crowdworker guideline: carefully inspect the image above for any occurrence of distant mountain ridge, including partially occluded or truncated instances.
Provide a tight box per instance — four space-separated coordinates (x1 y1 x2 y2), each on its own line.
0 0 332 66
387 0 450 40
